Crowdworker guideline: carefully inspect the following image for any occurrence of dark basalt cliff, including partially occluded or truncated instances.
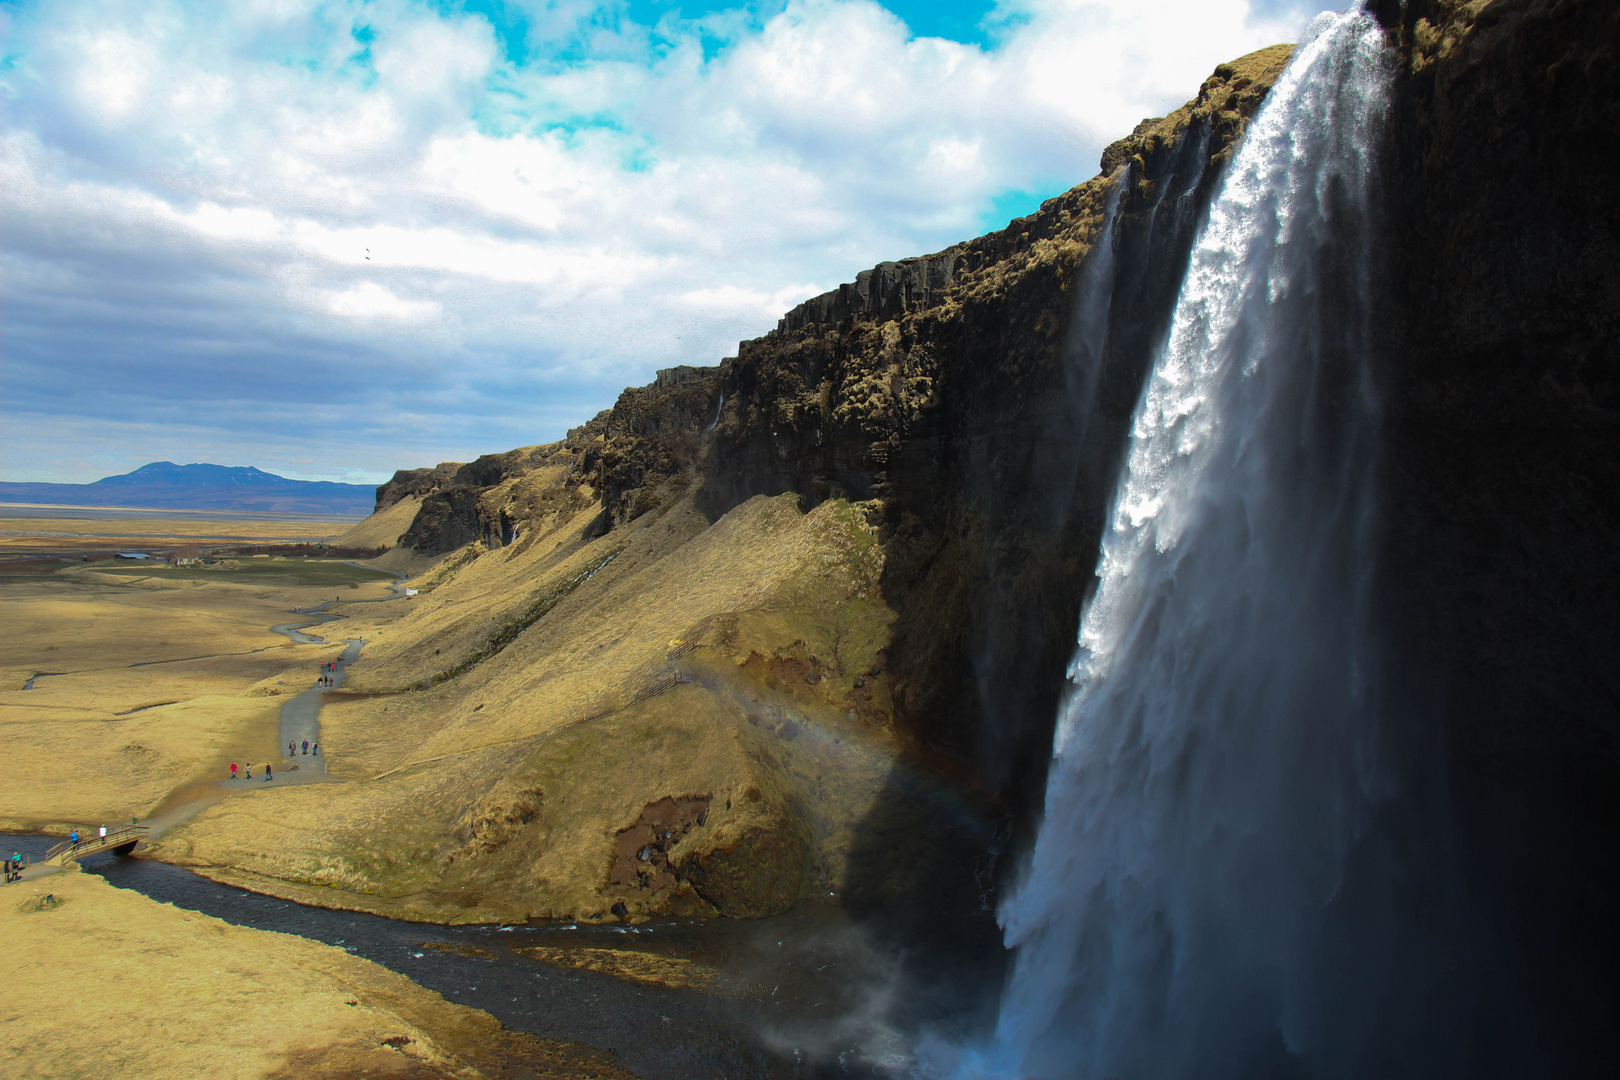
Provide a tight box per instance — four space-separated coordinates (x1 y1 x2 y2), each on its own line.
1375 0 1620 1065
698 49 1295 833
387 45 1295 831
376 2 1618 1048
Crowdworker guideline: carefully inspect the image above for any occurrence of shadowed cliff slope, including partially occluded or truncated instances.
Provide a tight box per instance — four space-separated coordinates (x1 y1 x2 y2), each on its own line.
167 15 1620 1064
382 45 1295 827
1374 0 1620 1068
160 47 1295 945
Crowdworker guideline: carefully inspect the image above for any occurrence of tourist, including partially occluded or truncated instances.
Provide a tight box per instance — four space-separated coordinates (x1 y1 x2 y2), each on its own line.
264 764 273 782
69 830 79 847
301 740 309 755
245 764 252 779
312 743 319 755
98 825 106 840
230 762 238 780
289 740 295 756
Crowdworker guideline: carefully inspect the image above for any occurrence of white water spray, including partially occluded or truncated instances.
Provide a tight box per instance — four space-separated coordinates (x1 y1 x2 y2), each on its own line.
927 12 1470 1078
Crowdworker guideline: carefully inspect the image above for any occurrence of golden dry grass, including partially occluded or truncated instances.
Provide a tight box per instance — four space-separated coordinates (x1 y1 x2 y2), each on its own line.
329 495 421 552
153 491 907 923
0 505 357 557
0 577 302 689
2 474 910 925
516 945 720 992
0 864 629 1079
0 569 371 831
0 695 288 833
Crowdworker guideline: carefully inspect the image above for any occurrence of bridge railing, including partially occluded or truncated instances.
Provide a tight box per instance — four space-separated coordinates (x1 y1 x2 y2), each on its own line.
43 823 150 865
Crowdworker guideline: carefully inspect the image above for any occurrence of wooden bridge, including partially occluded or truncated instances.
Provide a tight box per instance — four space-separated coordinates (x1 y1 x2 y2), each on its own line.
42 823 149 867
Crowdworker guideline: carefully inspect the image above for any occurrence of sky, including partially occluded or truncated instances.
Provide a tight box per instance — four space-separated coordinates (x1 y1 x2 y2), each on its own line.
0 0 1342 485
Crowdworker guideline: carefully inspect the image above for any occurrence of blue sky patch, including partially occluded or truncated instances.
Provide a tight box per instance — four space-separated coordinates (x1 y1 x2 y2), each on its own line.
434 0 535 65
983 187 1063 232
876 0 998 48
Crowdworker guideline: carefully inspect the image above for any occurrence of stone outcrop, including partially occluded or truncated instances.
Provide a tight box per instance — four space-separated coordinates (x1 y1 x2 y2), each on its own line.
374 462 461 512
572 365 723 529
392 366 722 558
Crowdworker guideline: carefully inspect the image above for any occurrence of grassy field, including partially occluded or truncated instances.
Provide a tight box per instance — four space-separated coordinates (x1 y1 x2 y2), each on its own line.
94 557 397 589
0 559 403 830
0 503 361 558
2 866 626 1079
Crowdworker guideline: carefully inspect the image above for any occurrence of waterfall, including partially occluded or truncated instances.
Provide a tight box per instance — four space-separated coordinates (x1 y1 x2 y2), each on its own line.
928 10 1479 1078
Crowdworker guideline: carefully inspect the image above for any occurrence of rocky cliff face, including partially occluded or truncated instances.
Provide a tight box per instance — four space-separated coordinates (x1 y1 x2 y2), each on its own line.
392 43 1293 817
334 48 1291 944
1374 0 1620 1065
697 48 1294 834
384 366 722 558
376 461 462 511
343 14 1617 1053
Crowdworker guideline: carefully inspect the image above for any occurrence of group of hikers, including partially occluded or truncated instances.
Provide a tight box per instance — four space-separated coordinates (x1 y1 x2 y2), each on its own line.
5 825 115 882
220 663 334 784
228 738 317 782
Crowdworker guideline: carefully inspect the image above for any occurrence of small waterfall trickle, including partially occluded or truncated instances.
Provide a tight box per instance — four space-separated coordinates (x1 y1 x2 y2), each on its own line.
931 10 1480 1079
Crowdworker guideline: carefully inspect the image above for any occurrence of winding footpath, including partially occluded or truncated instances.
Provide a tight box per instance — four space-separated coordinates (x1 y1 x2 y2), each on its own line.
267 565 408 781
12 565 414 876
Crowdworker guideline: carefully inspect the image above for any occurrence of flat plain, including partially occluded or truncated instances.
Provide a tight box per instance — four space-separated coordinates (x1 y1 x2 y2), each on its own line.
0 537 399 831
0 501 362 558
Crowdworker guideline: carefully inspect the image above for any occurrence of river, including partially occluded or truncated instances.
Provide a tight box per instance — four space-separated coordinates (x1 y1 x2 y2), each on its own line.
3 569 919 1078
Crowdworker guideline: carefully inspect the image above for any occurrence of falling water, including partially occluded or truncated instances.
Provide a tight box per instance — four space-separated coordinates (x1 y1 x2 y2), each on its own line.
930 10 1479 1079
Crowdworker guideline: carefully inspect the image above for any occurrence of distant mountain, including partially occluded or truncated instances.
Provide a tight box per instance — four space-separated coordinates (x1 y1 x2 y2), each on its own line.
0 462 373 516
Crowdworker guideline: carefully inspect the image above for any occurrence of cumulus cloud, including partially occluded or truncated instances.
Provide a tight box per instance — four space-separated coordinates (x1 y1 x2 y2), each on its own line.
0 0 1340 484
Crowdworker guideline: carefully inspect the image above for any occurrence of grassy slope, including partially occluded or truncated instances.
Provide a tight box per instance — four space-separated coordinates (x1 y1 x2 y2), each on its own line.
154 487 906 923
330 493 423 552
142 46 1300 926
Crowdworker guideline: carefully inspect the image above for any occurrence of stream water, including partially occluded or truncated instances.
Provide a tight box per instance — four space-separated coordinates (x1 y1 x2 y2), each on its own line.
2 835 907 1079
3 565 914 1077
